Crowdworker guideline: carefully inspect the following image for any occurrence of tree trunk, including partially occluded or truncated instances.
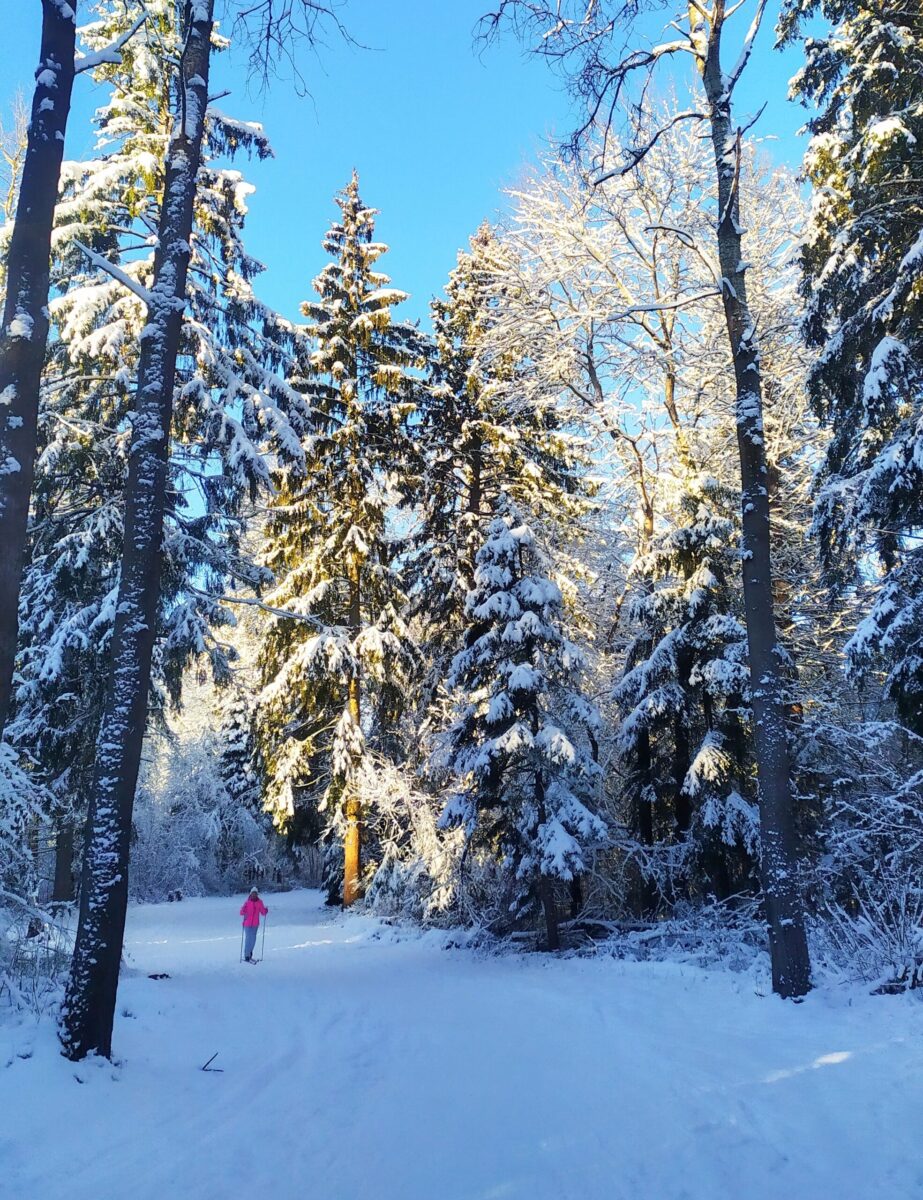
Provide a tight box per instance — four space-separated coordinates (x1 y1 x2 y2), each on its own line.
0 0 77 735
343 563 362 907
343 796 361 907
635 728 654 845
568 874 584 918
538 875 560 951
52 819 75 903
59 1 215 1061
462 426 483 589
700 25 811 998
535 769 560 950
673 711 692 835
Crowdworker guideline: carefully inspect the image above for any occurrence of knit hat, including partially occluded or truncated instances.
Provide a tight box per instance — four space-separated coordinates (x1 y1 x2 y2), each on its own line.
249 887 259 897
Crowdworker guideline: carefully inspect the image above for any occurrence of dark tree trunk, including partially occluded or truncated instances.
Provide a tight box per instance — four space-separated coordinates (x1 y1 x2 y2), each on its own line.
0 0 77 735
700 22 811 998
52 819 75 903
535 769 560 950
568 874 584 919
635 728 654 845
538 875 560 951
59 1 215 1061
462 426 483 589
673 713 692 836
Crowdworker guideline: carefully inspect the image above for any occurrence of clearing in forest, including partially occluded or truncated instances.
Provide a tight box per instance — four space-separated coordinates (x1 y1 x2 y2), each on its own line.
1 890 921 1200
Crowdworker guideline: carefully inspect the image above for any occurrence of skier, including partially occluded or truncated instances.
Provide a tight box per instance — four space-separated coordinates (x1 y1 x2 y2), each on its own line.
240 888 268 962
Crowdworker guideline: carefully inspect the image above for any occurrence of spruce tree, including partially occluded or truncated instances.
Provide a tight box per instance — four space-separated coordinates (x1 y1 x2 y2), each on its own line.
10 0 311 877
780 0 923 730
415 225 589 695
256 173 425 906
616 467 756 900
443 512 604 948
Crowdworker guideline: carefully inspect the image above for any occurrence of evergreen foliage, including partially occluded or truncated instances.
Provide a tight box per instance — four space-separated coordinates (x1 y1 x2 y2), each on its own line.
781 0 923 729
442 513 604 946
9 0 310 825
256 174 425 897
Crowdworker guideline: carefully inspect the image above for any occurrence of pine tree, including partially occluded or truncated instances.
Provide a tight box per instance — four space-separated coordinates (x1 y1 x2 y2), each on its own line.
442 512 604 948
256 174 425 906
780 0 923 731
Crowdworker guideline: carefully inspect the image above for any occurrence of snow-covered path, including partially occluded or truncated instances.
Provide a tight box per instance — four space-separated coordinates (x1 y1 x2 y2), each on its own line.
2 890 922 1200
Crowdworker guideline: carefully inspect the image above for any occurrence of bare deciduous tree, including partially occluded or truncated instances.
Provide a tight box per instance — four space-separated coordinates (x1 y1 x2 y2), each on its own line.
483 0 812 996
0 91 29 224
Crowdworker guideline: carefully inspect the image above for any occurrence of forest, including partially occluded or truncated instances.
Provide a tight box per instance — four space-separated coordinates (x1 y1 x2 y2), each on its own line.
0 2 921 1172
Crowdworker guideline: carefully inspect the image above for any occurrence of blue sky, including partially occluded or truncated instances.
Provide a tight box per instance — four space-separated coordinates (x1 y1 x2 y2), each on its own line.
2 0 810 329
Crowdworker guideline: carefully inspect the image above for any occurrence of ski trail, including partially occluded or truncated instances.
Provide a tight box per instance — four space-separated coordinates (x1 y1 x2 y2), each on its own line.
2 889 922 1200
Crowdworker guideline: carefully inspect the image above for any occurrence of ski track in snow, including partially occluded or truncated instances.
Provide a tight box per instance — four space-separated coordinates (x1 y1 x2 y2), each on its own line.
2 889 922 1200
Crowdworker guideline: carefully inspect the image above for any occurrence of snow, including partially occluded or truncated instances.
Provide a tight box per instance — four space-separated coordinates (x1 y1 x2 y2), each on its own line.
3 890 922 1200
7 312 34 340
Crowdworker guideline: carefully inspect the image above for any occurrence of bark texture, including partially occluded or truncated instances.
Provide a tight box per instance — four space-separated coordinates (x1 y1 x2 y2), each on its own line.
60 1 215 1061
700 13 811 998
342 562 363 907
343 797 361 907
0 0 77 735
52 820 75 903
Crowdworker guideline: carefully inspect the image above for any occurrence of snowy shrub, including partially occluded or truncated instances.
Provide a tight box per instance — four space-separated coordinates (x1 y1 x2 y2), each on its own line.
598 896 768 976
130 726 299 903
0 900 70 1016
812 870 923 991
362 756 467 923
0 743 45 904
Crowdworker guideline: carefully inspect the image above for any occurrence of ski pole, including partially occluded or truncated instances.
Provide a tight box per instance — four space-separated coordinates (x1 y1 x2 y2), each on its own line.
260 913 267 961
239 924 245 963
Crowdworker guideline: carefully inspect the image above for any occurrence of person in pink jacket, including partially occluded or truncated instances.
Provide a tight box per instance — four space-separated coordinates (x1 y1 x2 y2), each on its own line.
240 888 268 962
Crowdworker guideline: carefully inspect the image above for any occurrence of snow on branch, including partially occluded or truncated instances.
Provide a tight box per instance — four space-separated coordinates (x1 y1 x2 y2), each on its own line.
71 240 153 305
595 109 705 182
726 0 769 93
74 9 148 75
609 290 722 320
187 584 327 630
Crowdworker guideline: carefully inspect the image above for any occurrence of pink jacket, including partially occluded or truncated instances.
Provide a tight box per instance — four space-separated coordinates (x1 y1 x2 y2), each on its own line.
240 897 268 928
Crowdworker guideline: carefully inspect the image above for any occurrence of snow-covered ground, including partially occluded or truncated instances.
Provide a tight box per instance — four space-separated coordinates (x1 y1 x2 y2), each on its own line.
1 890 921 1200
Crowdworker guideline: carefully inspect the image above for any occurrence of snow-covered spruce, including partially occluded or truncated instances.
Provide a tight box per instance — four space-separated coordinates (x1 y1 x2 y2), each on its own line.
441 513 604 948
780 0 923 732
256 173 425 907
413 225 589 684
10 0 312 906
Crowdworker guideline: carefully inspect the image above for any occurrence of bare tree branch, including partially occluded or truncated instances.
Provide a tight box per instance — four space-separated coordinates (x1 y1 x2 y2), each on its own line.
229 0 356 95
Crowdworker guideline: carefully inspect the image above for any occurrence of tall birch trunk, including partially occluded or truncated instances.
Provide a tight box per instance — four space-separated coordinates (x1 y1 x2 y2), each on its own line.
699 16 811 998
59 0 214 1061
0 0 77 734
